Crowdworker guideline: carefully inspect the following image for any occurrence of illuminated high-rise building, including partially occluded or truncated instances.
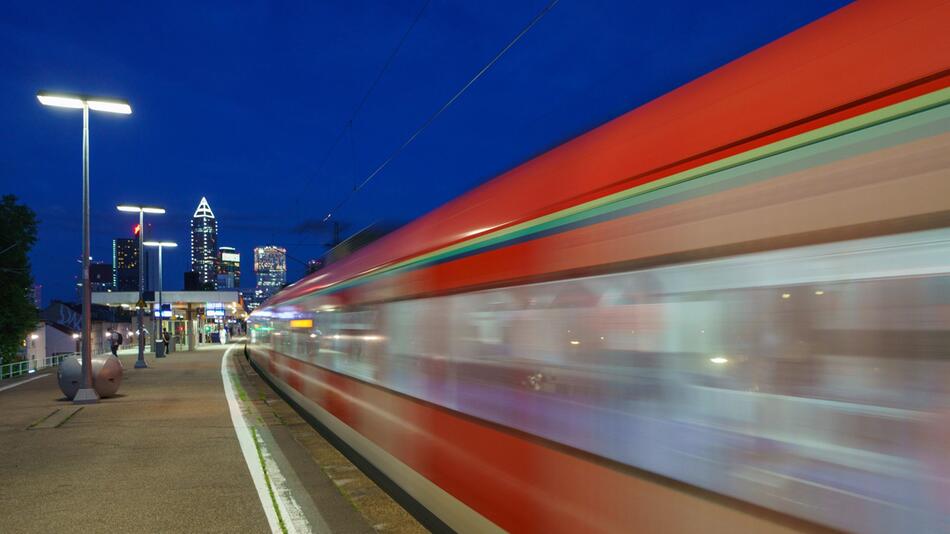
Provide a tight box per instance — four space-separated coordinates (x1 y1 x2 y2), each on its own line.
190 197 218 290
254 246 286 301
113 238 139 291
217 246 241 289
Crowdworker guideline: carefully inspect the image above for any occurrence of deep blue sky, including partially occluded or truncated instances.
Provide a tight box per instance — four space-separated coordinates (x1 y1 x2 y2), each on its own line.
0 0 850 305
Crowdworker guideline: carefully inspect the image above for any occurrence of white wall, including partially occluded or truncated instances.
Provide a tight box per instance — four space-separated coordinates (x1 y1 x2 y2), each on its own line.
45 324 76 358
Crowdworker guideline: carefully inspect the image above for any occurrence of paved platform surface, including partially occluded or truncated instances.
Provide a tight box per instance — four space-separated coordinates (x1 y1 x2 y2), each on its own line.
0 345 425 534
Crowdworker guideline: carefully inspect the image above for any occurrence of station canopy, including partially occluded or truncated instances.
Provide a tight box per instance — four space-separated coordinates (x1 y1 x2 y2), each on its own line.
91 290 246 318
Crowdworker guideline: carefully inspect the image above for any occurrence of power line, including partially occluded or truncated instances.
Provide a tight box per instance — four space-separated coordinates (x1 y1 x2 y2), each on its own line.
323 0 561 222
294 0 432 218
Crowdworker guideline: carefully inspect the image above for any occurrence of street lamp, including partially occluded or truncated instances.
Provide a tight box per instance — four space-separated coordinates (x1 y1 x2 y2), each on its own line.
38 90 131 404
117 205 166 368
144 241 176 356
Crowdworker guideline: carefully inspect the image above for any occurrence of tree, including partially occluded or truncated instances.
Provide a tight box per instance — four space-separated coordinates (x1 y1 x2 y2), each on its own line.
0 195 38 363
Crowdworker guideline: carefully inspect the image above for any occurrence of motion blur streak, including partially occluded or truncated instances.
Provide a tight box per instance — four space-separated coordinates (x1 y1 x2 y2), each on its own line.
249 2 950 532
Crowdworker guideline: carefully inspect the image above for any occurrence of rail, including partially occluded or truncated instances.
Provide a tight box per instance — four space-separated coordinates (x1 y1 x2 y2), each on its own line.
0 353 76 381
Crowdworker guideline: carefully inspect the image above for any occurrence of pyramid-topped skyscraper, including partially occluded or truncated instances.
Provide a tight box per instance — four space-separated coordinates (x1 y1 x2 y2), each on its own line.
190 197 218 289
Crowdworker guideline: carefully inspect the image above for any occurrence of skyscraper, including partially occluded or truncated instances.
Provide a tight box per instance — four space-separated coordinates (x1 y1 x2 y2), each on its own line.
217 246 240 289
113 238 139 291
254 246 286 301
190 197 218 290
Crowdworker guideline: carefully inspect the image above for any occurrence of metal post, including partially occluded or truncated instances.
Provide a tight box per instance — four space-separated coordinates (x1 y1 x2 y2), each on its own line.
157 245 164 357
186 303 195 351
135 209 147 368
74 104 98 404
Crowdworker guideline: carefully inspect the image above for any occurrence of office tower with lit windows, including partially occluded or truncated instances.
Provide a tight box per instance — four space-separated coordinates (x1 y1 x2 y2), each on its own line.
254 246 286 301
113 238 139 291
190 197 218 290
217 246 240 289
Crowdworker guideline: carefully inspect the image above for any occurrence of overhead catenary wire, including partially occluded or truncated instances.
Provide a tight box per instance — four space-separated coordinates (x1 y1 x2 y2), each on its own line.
293 0 432 219
322 0 561 222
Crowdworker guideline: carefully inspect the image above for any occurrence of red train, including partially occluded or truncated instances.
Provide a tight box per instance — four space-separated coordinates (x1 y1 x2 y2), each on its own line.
247 2 950 532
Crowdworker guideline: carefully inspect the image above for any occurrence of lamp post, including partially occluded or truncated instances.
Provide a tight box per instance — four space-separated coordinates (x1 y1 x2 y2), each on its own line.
144 241 176 355
117 205 165 368
38 91 131 404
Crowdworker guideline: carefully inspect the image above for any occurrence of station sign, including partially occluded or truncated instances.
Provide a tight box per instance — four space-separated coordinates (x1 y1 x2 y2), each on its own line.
206 302 226 317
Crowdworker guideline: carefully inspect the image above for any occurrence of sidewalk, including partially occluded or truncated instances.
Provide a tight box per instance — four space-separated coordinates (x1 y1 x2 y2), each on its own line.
0 347 269 532
0 345 420 533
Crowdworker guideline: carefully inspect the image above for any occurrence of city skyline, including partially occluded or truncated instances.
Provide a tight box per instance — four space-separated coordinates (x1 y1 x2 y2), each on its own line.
44 196 310 308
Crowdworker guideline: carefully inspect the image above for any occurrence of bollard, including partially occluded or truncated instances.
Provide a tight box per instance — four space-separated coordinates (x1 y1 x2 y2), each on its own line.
58 354 124 400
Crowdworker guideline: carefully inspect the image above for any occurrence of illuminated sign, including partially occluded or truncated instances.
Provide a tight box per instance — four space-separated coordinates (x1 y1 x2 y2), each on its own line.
133 224 141 236
221 252 240 263
206 302 225 317
289 319 313 329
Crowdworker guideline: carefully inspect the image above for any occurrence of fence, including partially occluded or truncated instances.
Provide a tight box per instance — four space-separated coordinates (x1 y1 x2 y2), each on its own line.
0 352 76 381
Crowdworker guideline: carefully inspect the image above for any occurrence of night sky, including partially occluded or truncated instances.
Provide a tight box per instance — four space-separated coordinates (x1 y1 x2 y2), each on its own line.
0 0 850 305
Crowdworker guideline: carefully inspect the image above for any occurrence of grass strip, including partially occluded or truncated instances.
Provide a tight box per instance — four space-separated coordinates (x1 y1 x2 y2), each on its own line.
236 382 249 402
55 407 83 428
27 409 60 429
252 420 287 534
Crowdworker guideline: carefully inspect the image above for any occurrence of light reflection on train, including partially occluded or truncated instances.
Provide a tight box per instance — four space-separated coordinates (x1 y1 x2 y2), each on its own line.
250 228 949 532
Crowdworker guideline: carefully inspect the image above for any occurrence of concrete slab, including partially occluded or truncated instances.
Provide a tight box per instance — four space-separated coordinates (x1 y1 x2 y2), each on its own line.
0 348 272 533
0 348 261 532
0 344 425 533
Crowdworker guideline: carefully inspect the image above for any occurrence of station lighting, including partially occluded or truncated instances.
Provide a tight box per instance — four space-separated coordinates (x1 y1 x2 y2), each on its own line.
38 89 132 404
37 91 132 115
117 204 165 368
117 205 166 214
144 241 177 350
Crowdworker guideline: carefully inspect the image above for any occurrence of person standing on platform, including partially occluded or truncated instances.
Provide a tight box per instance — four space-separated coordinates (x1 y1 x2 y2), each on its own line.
109 328 123 357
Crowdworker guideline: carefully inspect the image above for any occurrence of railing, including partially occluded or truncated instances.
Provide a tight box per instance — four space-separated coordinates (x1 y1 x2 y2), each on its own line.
0 352 77 381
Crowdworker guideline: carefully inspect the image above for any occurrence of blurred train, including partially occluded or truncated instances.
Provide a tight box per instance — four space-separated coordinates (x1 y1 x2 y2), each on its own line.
247 2 950 532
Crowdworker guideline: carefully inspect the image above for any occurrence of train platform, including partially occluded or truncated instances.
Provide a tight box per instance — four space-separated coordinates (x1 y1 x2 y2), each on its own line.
0 344 424 534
